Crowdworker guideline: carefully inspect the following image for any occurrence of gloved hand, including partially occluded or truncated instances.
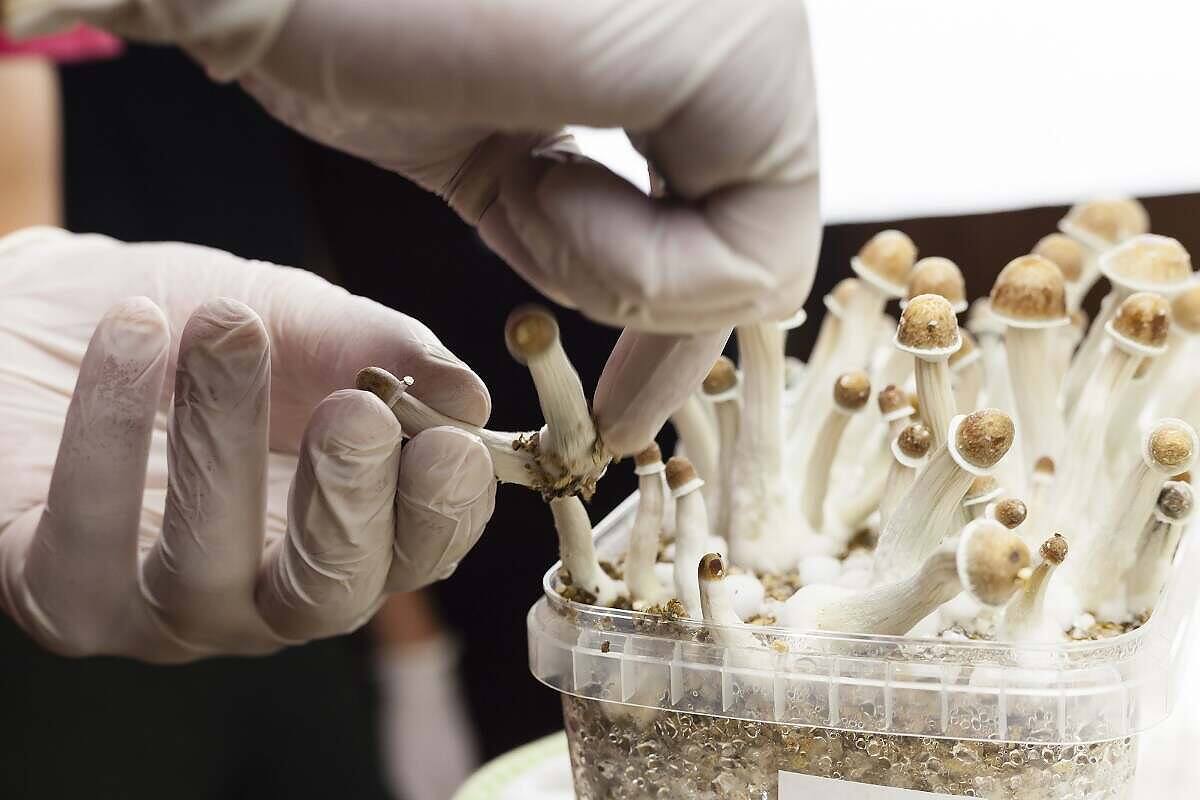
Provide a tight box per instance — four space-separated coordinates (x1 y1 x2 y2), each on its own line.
0 228 496 662
4 0 820 335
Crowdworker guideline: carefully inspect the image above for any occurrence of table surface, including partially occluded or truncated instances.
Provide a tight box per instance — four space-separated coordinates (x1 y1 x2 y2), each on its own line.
573 0 1200 225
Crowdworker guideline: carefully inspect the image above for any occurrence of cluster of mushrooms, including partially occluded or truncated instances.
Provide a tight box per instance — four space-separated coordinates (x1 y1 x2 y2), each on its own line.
358 197 1199 647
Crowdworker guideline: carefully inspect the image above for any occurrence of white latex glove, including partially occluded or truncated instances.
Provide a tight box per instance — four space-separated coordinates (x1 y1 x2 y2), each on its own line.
3 0 814 451
375 637 479 800
0 228 496 662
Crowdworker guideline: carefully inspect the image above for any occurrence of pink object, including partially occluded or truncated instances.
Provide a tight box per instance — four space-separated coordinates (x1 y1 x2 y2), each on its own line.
0 25 123 63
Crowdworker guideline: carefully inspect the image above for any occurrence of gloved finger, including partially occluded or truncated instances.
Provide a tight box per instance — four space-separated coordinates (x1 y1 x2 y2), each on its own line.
494 156 820 334
141 299 279 651
386 427 495 592
20 297 170 655
594 328 732 457
256 389 402 641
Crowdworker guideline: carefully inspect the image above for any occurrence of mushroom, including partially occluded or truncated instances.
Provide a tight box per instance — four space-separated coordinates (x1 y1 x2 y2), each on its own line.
356 366 538 489
669 393 719 516
781 519 1029 635
1057 197 1150 310
702 357 740 540
895 294 963 449
668 457 711 618
625 443 673 608
1055 293 1173 536
1066 419 1198 618
949 330 984 412
904 256 968 314
730 318 817 572
1000 534 1069 643
801 371 872 533
698 554 761 651
550 495 624 607
872 409 1016 584
1034 233 1087 311
842 230 918 373
788 278 861 439
1126 482 1194 615
879 422 933 531
990 497 1029 531
1064 235 1191 412
834 385 916 533
506 305 609 495
990 254 1071 478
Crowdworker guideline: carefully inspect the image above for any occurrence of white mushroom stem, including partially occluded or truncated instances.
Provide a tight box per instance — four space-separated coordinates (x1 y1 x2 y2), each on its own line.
1064 290 1126 412
1005 327 1066 475
625 453 672 608
1001 535 1068 643
1025 459 1056 552
787 293 844 439
835 404 911 533
1103 359 1157 469
837 280 890 373
711 392 740 536
549 496 623 607
506 306 605 483
879 434 928 532
730 323 794 562
670 393 720 513
796 371 873 534
784 521 1027 635
1055 342 1144 535
670 461 711 619
1126 483 1193 615
698 554 761 652
1067 421 1198 616
952 347 984 413
357 367 537 488
872 413 1011 584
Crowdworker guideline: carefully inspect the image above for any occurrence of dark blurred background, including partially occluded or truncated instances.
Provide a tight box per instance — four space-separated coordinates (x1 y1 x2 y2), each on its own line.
0 44 1198 799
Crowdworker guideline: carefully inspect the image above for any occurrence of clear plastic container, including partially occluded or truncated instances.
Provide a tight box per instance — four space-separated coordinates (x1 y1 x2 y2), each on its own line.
527 493 1200 799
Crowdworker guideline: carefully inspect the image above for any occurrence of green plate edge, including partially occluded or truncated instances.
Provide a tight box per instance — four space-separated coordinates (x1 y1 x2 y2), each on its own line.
452 731 571 800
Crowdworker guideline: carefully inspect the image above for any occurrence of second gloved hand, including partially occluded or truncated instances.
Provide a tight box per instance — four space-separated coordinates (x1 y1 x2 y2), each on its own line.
0 228 496 662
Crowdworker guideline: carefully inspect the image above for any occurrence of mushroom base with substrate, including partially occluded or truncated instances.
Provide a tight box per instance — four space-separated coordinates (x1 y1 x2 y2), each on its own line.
562 696 1138 800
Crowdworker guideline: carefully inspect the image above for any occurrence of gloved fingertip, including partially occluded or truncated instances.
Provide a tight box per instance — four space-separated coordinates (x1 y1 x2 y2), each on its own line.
178 298 271 382
399 427 495 511
307 389 403 457
412 368 492 430
97 296 171 359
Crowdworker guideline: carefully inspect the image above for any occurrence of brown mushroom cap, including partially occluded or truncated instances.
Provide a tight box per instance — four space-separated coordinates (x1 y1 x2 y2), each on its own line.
698 553 726 582
833 371 872 411
1147 422 1197 472
990 255 1068 324
1157 482 1193 522
634 442 663 467
1111 292 1171 349
856 230 918 291
897 423 933 460
1101 235 1192 290
877 384 911 416
948 330 978 369
355 366 407 406
1039 534 1069 566
1033 456 1056 478
897 294 961 352
906 257 967 309
504 304 559 363
994 498 1029 529
702 356 738 395
1033 233 1086 283
665 457 699 490
1061 198 1150 247
955 410 1015 470
961 521 1032 606
828 277 861 313
1171 285 1200 334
